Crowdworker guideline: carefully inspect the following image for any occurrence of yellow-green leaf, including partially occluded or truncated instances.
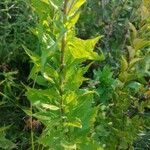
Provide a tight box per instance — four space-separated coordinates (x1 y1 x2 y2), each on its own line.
61 141 76 149
133 38 150 51
42 103 59 110
68 0 86 17
65 11 80 29
129 22 137 39
68 36 104 61
23 45 40 63
120 56 128 72
127 46 135 60
129 58 142 69
64 118 82 128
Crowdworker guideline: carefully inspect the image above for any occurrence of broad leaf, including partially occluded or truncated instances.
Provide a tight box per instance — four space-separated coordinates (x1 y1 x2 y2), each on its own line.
68 36 104 60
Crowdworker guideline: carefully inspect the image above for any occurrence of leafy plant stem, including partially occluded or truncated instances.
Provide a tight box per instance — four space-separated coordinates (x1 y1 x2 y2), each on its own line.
59 0 68 116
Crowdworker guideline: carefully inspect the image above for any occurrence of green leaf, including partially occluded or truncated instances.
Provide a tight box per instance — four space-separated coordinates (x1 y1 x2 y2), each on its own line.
80 141 103 150
129 58 142 69
26 88 60 105
0 101 6 106
133 38 150 51
129 22 137 39
68 0 86 17
0 136 16 150
43 72 55 84
32 0 53 20
126 81 142 92
127 46 135 60
42 103 59 110
61 141 76 149
67 93 97 138
23 45 40 63
120 56 128 72
68 36 104 60
65 11 80 29
49 0 62 9
28 64 40 80
22 108 32 116
35 75 48 86
0 127 16 150
0 126 11 132
64 118 82 128
64 62 92 91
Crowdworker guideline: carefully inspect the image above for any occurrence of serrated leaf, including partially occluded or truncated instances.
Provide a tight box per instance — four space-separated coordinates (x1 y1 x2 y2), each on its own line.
67 94 97 138
68 36 104 60
64 64 90 91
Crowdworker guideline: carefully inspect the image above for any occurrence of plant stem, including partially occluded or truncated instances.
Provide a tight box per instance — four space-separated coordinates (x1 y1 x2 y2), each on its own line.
60 0 68 116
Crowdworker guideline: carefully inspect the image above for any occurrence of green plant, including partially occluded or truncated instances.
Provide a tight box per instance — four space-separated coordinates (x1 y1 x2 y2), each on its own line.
0 126 16 150
93 66 116 105
0 0 37 65
24 0 104 149
92 1 150 149
0 1 38 148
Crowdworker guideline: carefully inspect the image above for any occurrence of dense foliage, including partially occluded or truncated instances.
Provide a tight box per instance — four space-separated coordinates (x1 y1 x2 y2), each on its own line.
0 0 150 150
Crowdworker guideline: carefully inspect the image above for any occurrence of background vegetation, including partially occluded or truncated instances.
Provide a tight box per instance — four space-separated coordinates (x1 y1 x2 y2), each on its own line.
0 0 149 149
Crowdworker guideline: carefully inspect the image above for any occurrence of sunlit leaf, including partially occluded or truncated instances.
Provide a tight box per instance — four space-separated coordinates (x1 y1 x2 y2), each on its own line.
68 0 86 17
61 141 76 149
68 36 104 60
64 118 82 128
42 103 59 110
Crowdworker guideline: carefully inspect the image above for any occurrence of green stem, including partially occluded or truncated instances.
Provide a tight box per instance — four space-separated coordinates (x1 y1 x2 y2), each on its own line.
60 0 68 116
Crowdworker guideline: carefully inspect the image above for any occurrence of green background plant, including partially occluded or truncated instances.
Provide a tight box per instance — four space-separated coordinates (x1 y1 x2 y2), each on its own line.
0 0 149 149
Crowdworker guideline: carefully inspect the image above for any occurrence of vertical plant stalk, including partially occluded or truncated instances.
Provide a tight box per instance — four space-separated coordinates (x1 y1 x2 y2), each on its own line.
60 0 68 116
